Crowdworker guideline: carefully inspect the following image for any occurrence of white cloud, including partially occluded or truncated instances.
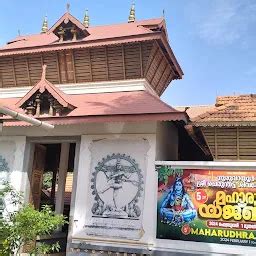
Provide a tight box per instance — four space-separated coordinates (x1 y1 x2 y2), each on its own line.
188 0 256 46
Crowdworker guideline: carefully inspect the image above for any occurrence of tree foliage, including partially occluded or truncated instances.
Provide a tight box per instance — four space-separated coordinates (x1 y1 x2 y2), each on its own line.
158 166 184 184
42 172 53 190
0 182 67 255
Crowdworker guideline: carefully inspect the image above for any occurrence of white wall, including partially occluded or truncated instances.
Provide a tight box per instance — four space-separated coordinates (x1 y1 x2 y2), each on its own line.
68 133 157 253
0 136 27 219
0 136 26 192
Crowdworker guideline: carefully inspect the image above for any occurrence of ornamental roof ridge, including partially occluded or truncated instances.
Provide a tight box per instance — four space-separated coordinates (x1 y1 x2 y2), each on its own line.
15 65 75 110
48 11 88 34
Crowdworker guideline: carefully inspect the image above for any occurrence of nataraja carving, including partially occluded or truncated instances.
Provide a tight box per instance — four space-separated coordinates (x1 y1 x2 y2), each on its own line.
91 153 143 219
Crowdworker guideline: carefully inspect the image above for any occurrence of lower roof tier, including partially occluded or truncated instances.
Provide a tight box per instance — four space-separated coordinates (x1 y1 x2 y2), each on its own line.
0 90 187 127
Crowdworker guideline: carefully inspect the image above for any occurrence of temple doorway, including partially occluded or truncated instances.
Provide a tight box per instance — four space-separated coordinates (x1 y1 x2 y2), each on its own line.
29 142 77 252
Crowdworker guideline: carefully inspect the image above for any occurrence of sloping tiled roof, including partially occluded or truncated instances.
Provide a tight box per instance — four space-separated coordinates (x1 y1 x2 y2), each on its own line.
15 65 75 109
192 94 256 127
1 90 188 127
48 12 89 34
176 105 215 120
0 14 182 78
0 17 164 52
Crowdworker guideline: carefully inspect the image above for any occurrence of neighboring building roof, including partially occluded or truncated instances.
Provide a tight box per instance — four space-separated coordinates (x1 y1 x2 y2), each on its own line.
1 90 188 127
176 105 215 120
187 94 256 127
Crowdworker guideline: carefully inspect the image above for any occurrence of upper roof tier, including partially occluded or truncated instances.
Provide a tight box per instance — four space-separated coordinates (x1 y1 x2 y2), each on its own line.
1 13 170 54
0 12 183 95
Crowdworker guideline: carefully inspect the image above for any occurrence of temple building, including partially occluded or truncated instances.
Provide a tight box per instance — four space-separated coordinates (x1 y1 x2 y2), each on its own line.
0 6 209 255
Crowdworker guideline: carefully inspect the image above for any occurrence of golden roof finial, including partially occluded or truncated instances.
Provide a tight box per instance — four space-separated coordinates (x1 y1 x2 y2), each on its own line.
83 9 89 28
66 3 70 13
41 16 48 33
128 2 135 23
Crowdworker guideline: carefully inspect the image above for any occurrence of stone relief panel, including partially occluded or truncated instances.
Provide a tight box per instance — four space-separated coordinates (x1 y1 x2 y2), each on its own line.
91 153 143 219
85 138 149 240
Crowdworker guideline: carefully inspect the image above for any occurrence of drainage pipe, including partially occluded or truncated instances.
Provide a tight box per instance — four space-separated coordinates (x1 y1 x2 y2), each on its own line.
0 104 54 130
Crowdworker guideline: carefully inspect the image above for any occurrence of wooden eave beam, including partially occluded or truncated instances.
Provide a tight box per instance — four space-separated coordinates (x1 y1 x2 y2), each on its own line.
122 45 126 79
88 48 93 81
157 35 183 78
105 46 109 80
11 57 17 86
71 49 77 83
149 53 164 85
159 69 175 95
26 57 32 86
150 55 165 85
155 62 168 91
139 42 143 77
144 42 158 76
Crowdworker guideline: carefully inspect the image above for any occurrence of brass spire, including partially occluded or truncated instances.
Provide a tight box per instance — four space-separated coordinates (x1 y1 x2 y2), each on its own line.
83 9 89 28
41 16 48 33
128 3 135 23
66 3 70 13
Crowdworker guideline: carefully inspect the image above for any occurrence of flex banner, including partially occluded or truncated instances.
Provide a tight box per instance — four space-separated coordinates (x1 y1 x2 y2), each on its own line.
156 165 256 246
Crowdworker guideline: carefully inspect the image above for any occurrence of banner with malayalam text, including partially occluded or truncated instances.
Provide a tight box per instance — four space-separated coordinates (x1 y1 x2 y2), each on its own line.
156 165 256 246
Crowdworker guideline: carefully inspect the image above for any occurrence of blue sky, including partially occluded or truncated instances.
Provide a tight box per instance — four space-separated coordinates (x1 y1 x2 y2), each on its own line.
0 0 256 106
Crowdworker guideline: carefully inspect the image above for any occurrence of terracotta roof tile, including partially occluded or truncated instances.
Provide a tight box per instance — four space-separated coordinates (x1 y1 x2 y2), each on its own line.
1 18 164 52
48 12 89 34
0 14 183 78
15 66 75 109
176 105 215 119
1 90 187 127
192 94 256 127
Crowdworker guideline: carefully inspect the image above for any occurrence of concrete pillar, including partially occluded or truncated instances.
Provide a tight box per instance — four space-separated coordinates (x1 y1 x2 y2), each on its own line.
55 142 70 215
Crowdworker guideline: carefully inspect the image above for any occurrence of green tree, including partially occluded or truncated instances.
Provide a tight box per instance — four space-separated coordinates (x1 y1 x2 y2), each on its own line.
0 182 67 255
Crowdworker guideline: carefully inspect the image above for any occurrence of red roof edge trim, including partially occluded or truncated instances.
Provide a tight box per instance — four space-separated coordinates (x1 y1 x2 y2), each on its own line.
0 33 161 57
3 112 188 127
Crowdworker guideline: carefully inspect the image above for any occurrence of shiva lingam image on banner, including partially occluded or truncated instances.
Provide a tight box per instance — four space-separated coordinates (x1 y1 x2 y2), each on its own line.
91 153 143 219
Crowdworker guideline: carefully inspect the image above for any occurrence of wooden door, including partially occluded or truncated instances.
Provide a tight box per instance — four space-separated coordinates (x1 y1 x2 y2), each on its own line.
30 144 46 209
